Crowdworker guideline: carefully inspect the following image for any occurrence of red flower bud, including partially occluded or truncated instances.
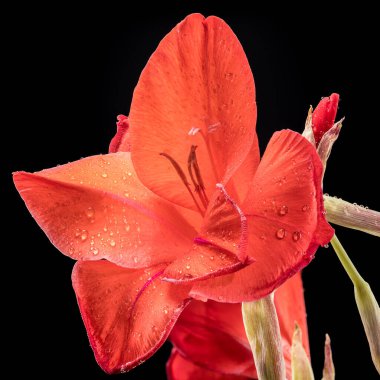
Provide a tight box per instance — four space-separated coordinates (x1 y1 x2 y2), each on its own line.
312 93 340 145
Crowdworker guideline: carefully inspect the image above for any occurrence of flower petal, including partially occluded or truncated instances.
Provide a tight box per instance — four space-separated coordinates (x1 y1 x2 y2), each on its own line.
72 261 191 374
191 130 333 302
13 152 201 268
109 114 131 153
167 349 252 380
228 134 260 204
163 185 249 283
130 13 257 210
275 273 309 357
170 300 256 377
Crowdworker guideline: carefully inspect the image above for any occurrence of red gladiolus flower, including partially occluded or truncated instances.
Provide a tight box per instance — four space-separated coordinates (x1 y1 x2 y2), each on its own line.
312 93 340 145
167 273 309 379
13 14 333 373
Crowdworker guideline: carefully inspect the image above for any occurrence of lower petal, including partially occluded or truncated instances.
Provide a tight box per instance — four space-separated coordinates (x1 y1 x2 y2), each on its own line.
166 349 252 380
72 261 191 374
170 300 256 377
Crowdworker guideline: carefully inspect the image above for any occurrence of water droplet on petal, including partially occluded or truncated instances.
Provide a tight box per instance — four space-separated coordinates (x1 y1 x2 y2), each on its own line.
109 239 116 247
278 205 288 216
185 264 191 270
163 308 168 314
101 173 108 178
276 228 286 239
86 207 95 218
93 248 99 255
75 229 88 241
302 205 310 212
133 256 138 264
292 231 301 241
210 256 214 260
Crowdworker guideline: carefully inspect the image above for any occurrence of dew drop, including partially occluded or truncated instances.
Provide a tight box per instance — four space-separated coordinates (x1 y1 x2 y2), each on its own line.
125 225 130 232
163 308 168 315
93 248 99 255
133 256 139 264
86 207 95 218
292 231 301 241
101 173 108 178
124 192 129 197
75 229 88 241
224 72 234 80
302 205 310 212
185 264 191 270
127 172 132 177
278 205 288 216
276 228 286 239
210 256 214 260
109 239 116 247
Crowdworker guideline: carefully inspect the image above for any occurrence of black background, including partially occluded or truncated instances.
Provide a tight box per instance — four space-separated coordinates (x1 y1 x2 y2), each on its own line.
5 2 379 379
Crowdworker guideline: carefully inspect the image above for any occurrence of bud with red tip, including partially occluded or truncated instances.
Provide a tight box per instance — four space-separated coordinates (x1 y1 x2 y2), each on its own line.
312 93 340 145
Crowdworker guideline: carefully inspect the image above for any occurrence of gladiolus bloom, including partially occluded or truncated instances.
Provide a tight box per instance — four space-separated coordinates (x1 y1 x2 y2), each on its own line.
13 14 333 373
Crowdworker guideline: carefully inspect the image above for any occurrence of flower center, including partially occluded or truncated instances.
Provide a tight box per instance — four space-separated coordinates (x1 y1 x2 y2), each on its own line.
160 145 209 215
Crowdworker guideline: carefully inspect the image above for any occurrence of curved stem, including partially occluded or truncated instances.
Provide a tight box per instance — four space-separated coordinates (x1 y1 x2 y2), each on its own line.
330 234 364 286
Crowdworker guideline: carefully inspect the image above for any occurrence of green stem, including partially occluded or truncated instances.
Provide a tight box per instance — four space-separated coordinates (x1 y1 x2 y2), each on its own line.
330 234 364 286
242 294 286 380
330 234 380 374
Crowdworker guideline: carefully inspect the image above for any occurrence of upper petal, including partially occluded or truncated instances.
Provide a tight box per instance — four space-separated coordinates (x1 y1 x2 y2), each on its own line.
72 261 191 374
167 349 252 380
13 153 200 268
191 130 333 302
130 13 257 210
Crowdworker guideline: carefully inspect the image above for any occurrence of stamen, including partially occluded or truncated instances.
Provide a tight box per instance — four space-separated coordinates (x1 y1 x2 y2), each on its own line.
188 145 209 207
159 152 204 216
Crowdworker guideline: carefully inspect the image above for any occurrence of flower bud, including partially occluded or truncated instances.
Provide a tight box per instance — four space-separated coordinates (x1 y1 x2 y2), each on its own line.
291 323 315 380
312 93 340 145
322 334 335 380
